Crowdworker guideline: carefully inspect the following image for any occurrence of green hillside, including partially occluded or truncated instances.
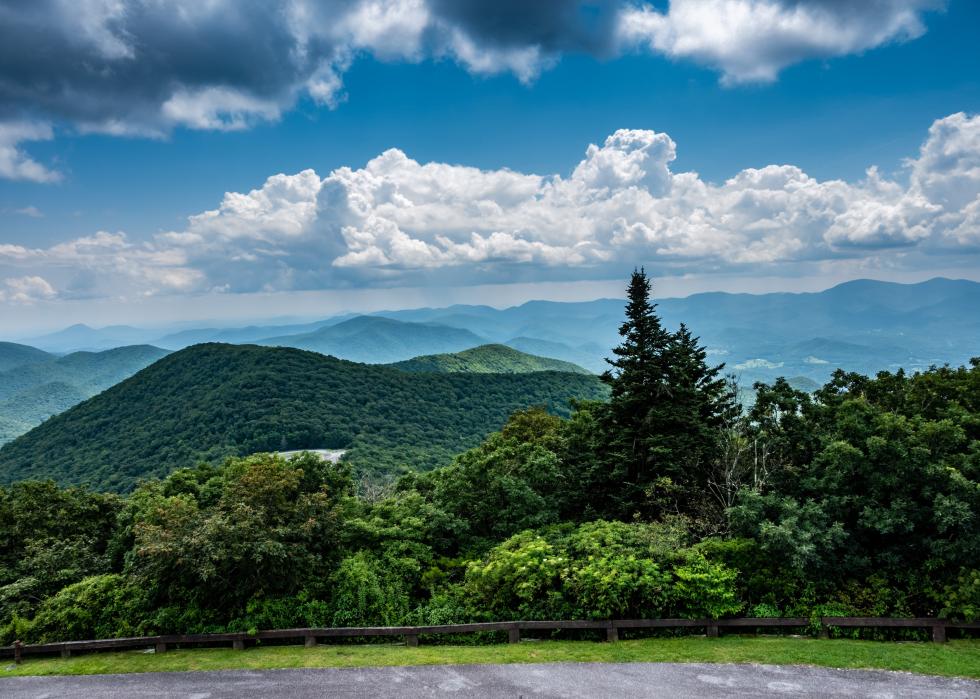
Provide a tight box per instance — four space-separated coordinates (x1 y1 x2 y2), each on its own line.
0 381 87 443
0 341 50 372
0 343 608 491
389 344 591 374
0 345 170 401
0 345 170 444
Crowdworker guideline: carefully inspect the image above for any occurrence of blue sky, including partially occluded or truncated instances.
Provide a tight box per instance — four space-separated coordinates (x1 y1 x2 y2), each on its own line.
0 0 979 331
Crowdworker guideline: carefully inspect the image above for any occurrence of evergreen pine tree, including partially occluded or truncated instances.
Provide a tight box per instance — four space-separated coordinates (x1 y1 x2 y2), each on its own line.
602 268 671 486
599 271 739 520
660 323 739 510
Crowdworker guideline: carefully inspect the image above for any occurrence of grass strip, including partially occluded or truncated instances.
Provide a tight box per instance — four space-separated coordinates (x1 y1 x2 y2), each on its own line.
3 636 979 679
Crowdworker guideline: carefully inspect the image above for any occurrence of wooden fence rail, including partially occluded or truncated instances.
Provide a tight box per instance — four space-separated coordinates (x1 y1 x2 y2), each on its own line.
2 617 978 663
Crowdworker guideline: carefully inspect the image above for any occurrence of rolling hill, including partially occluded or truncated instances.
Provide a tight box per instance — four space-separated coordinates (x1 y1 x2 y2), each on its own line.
0 342 50 372
0 343 608 491
0 345 170 444
389 344 591 374
258 315 488 363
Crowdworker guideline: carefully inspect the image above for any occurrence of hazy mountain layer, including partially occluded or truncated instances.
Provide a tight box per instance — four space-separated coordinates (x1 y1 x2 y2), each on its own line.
258 316 488 363
7 278 978 387
0 345 170 444
0 342 51 372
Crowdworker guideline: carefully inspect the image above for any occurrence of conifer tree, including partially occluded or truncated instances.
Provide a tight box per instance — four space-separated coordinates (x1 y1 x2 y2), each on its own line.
600 271 738 520
602 268 671 486
661 323 739 506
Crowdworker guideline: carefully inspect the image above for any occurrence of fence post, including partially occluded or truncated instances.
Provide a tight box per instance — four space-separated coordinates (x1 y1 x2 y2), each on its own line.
508 623 520 644
706 623 719 638
232 639 245 651
304 635 317 648
606 622 619 643
60 648 70 659
13 640 22 665
405 634 419 647
819 619 829 639
932 623 947 644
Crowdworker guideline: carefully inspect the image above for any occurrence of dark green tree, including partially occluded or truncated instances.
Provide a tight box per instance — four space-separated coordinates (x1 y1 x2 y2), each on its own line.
661 323 739 516
602 269 672 492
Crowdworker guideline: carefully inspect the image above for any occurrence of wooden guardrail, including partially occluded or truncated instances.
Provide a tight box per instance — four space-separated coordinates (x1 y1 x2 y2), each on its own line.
2 617 978 664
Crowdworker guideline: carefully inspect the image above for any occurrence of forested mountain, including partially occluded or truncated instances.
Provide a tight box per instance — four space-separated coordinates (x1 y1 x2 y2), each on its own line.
389 344 590 374
0 381 88 444
0 345 170 444
0 341 50 372
258 315 488 363
0 343 607 491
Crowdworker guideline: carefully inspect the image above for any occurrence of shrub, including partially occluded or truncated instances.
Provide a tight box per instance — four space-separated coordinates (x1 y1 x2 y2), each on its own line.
26 574 145 642
329 551 410 626
672 553 742 619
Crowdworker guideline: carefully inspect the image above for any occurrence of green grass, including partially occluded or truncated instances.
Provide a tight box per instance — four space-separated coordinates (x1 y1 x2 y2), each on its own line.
3 637 980 679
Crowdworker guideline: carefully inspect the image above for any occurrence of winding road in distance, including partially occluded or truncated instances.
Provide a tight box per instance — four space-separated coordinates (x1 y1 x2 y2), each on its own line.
2 662 978 698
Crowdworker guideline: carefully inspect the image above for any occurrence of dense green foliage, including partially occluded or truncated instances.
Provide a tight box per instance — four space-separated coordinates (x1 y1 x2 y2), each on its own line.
0 344 607 491
389 344 590 375
0 272 977 647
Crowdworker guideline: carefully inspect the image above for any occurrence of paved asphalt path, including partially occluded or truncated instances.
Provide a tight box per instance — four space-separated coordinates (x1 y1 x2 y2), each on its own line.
2 663 978 698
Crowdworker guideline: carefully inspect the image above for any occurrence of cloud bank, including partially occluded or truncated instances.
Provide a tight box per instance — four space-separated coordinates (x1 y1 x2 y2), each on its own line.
0 0 942 180
1 111 977 303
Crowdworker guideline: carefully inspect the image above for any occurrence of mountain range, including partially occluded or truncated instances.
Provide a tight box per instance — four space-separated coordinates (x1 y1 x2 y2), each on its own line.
2 277 977 450
0 343 607 491
12 278 976 387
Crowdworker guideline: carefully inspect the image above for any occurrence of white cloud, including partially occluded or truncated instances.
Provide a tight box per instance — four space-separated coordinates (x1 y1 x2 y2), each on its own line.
0 122 62 183
618 0 939 84
161 87 284 132
2 112 978 302
0 1 943 151
0 276 57 304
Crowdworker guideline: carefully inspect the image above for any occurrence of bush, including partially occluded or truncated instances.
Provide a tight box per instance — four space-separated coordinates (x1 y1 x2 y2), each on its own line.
672 553 742 619
26 574 145 642
940 569 980 622
228 593 331 633
329 552 410 626
463 532 566 619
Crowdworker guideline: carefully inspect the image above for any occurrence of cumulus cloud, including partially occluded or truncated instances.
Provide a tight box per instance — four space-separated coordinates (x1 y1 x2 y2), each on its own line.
2 112 978 301
618 0 941 84
0 122 61 183
0 1 942 177
0 276 57 304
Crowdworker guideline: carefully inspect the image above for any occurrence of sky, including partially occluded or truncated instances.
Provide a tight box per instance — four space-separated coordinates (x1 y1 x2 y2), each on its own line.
0 0 979 333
